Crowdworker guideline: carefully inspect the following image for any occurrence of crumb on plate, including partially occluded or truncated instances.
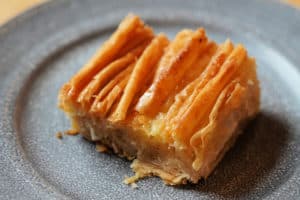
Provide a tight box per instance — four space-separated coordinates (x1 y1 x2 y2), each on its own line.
124 175 139 189
55 132 63 139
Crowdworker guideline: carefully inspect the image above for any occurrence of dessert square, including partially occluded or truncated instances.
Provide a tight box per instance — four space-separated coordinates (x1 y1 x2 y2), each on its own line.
58 14 260 185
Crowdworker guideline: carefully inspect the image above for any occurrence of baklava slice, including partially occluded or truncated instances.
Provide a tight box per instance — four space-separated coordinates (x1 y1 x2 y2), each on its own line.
58 14 260 185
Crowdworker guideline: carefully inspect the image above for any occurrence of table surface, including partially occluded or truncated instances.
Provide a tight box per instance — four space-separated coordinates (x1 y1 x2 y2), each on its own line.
0 0 299 25
0 0 45 25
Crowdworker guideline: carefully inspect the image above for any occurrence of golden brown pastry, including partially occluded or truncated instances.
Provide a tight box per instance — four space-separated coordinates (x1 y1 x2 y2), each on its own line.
58 14 260 185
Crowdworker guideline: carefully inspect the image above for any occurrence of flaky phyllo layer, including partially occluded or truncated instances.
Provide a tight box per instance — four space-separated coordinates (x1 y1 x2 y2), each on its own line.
59 14 260 183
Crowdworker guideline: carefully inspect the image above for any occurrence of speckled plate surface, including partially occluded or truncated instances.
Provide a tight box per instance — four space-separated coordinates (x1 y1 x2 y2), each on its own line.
1 0 300 199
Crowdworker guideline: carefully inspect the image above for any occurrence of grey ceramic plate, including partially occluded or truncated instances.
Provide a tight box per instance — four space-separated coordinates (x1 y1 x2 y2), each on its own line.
1 0 300 199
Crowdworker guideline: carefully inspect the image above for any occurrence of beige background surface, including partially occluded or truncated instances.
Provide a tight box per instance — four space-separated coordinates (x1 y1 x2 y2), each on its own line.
0 0 45 25
0 0 299 25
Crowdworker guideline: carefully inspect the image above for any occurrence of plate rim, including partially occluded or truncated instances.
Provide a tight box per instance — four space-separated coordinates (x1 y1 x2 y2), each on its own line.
1 0 300 199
